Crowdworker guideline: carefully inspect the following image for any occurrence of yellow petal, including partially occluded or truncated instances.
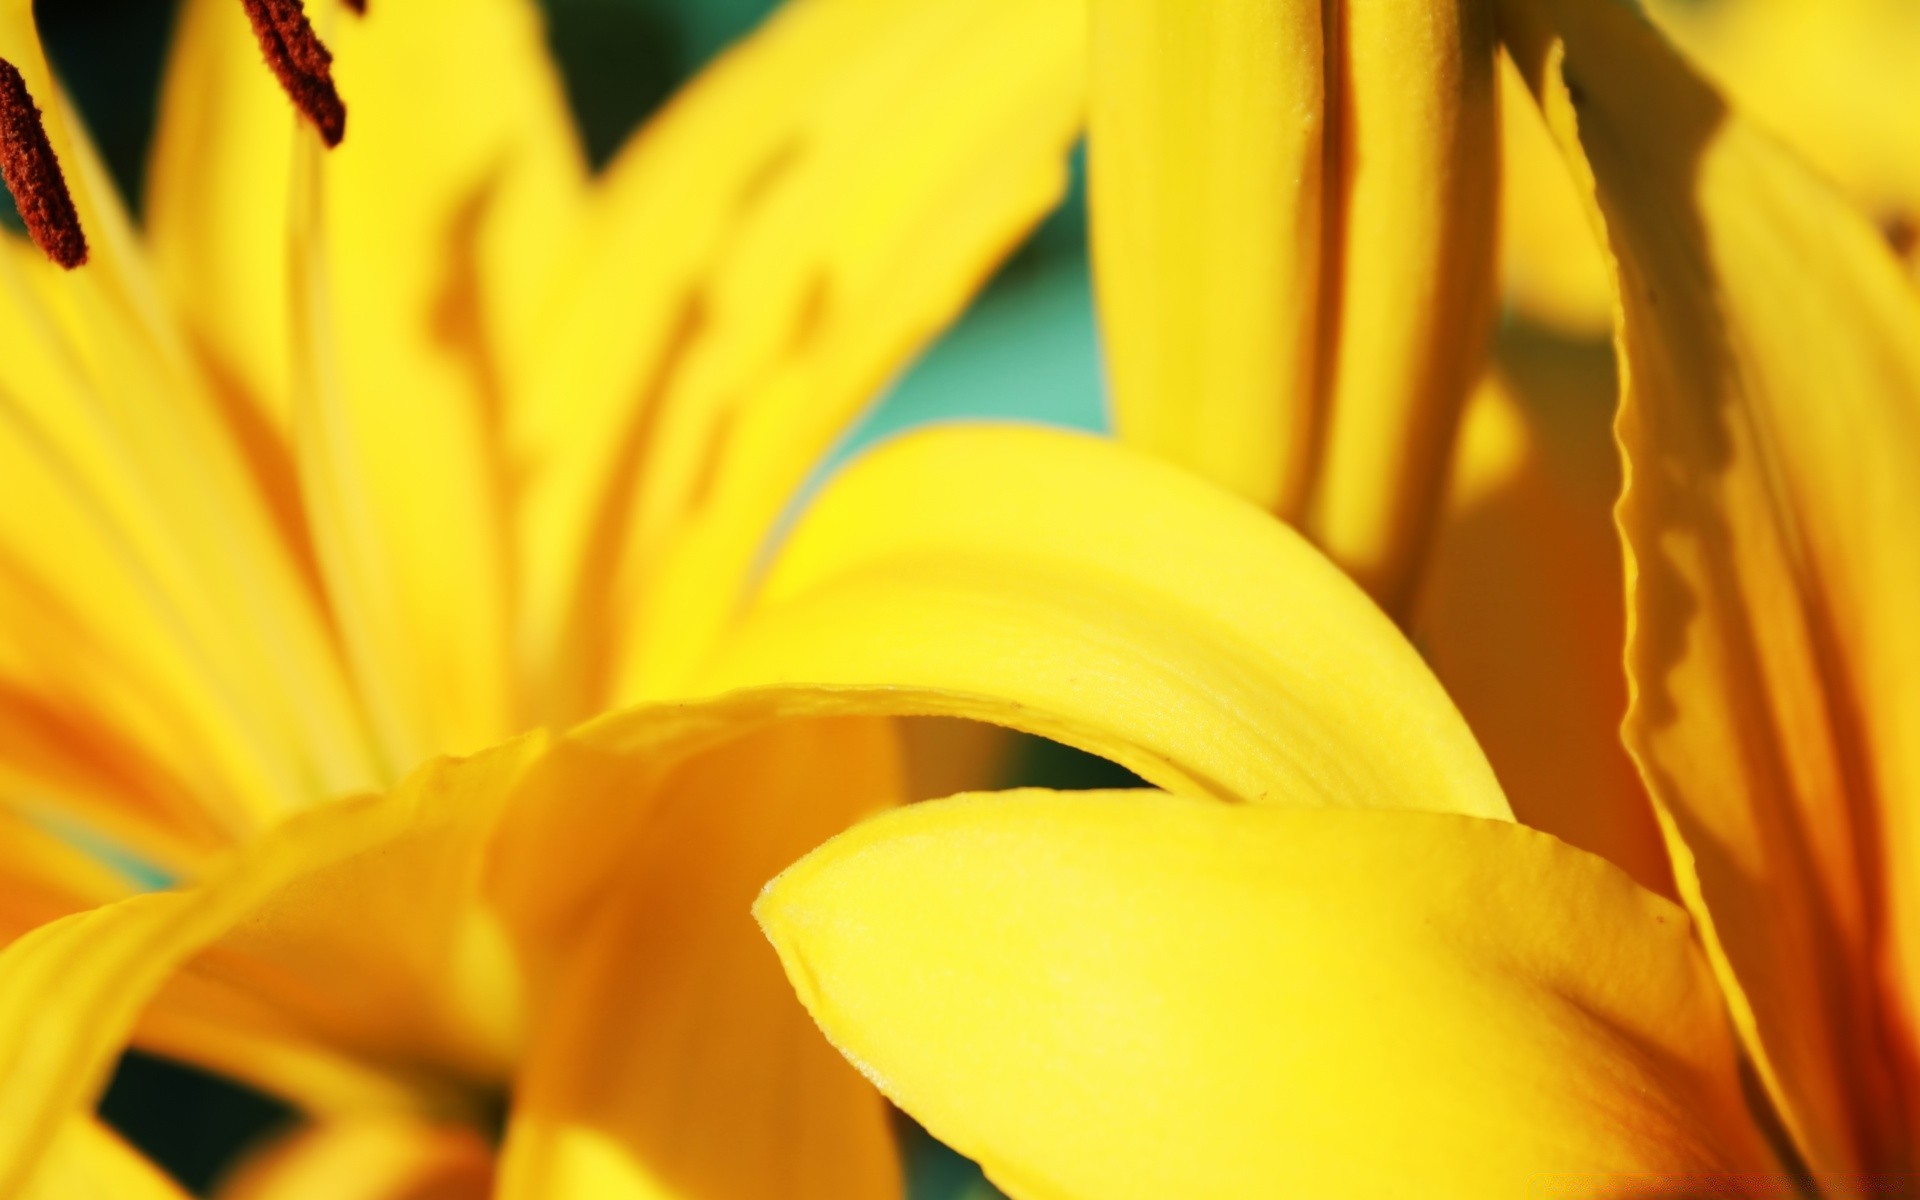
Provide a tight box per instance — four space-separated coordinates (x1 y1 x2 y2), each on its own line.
0 9 380 830
281 0 588 767
512 0 1085 716
758 790 1779 1200
1413 325 1670 897
216 1119 492 1200
1501 0 1920 1180
1496 49 1614 332
1088 0 1327 516
1 691 1005 1195
1645 0 1920 266
0 739 549 1196
1304 0 1502 614
697 425 1508 819
22 1119 187 1200
496 718 901 1200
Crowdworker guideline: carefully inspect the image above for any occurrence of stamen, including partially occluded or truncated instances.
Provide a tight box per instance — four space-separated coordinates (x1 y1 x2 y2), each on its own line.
344 0 366 14
239 0 347 147
0 59 87 269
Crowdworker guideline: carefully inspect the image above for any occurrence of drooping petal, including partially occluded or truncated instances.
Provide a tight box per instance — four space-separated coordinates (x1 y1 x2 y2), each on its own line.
696 425 1508 819
496 718 902 1200
216 1119 493 1200
22 1119 188 1200
512 0 1085 716
1088 0 1327 516
1304 0 1502 614
1413 326 1670 897
758 790 1780 1200
1501 0 1920 1180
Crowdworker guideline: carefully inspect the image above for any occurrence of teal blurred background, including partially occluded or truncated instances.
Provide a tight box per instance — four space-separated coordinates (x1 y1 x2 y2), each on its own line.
29 1 1112 1195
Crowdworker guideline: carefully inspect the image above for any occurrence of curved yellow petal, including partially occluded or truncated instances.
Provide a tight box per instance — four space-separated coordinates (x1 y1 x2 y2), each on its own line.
2 691 1006 1197
496 718 901 1200
1304 0 1501 614
697 425 1507 818
1413 326 1670 897
1501 0 1920 1181
216 1119 493 1200
513 0 1085 716
1089 0 1327 516
758 790 1779 1200
22 1119 187 1200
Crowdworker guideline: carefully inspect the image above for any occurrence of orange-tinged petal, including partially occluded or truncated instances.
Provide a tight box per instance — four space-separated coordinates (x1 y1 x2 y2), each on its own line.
697 425 1509 818
513 0 1085 716
1413 325 1670 897
496 718 901 1200
216 1119 493 1200
759 790 1780 1200
1089 0 1327 516
1501 0 1920 1181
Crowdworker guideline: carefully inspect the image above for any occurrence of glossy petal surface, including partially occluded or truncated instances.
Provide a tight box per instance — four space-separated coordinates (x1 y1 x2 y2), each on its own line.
702 425 1508 818
760 790 1777 1200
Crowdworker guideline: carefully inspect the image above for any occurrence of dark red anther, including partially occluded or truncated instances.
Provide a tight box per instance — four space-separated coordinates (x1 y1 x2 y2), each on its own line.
239 0 347 147
0 58 86 269
343 0 365 14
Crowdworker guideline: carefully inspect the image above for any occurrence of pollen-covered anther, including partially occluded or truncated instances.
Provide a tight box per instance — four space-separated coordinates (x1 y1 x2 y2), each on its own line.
0 58 87 269
240 0 348 147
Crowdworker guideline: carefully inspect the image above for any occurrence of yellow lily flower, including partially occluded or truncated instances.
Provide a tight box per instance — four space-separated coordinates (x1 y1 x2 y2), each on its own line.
752 1 1920 1197
0 0 1077 933
0 0 1083 1190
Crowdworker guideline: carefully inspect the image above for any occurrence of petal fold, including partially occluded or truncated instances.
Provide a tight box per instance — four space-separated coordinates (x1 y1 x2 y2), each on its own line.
759 790 1779 1200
